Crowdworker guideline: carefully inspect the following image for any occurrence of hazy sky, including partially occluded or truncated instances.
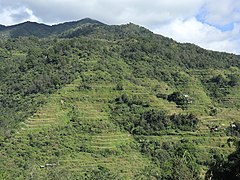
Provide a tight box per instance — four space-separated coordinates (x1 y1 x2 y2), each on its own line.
0 0 239 54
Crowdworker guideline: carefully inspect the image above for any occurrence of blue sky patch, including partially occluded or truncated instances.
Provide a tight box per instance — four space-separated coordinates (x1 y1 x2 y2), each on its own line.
196 9 234 32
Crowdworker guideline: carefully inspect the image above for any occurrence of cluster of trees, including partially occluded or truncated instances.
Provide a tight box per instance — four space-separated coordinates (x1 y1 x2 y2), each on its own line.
141 110 199 132
0 121 122 179
226 122 240 137
1 22 239 137
0 20 240 179
202 74 239 100
157 91 192 109
206 141 240 180
84 166 121 180
135 137 200 179
0 36 112 135
119 31 240 72
0 18 104 38
111 94 199 135
114 93 149 107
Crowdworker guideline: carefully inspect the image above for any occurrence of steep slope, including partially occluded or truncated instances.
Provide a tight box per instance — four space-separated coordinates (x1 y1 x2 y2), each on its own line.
1 58 150 179
0 19 239 179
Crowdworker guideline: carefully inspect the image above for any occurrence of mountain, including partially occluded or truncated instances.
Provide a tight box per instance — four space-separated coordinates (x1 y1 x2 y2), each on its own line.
0 18 104 38
0 25 6 31
0 18 239 179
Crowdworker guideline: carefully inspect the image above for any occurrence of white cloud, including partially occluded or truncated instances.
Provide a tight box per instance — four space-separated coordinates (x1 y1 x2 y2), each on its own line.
0 0 206 25
0 6 40 25
0 0 239 54
154 18 240 54
203 0 240 25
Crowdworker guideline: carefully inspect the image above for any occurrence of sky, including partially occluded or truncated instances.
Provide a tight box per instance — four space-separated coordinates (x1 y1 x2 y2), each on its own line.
0 0 239 54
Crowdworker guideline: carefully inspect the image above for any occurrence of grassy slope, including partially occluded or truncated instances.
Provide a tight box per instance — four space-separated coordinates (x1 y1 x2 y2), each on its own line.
0 25 239 179
1 59 151 179
1 54 239 179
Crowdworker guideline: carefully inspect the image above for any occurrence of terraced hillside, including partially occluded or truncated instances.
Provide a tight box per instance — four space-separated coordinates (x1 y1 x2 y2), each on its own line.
0 58 153 179
0 19 240 179
1 60 240 179
4 79 237 179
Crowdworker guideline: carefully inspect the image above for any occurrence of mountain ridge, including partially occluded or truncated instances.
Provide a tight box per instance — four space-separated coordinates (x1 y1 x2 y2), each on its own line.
0 18 103 28
0 17 239 179
0 18 105 38
0 18 238 57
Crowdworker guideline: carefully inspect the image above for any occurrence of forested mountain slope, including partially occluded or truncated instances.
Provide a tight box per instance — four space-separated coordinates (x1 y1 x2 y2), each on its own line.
0 18 103 38
0 19 239 179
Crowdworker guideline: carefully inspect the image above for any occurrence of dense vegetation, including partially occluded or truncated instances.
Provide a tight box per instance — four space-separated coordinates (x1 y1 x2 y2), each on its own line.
111 94 199 134
0 19 239 179
136 137 200 179
206 141 240 180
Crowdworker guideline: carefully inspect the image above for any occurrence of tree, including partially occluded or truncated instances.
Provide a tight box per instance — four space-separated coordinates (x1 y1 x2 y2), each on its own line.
206 141 240 180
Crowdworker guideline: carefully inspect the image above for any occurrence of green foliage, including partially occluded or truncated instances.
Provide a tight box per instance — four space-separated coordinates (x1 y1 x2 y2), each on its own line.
208 106 219 116
206 141 240 180
111 95 199 135
167 91 191 109
77 83 93 90
136 138 200 179
170 113 199 131
114 94 149 107
202 74 239 102
156 93 168 99
0 19 239 179
226 122 240 137
114 82 124 90
0 36 116 134
0 18 104 38
84 166 122 180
